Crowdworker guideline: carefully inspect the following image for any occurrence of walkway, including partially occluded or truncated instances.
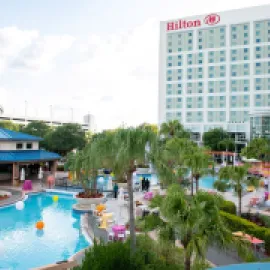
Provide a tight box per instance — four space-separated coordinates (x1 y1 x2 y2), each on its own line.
0 187 24 207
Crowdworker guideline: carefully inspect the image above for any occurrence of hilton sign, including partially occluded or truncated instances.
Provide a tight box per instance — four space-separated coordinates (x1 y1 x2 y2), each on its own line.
167 14 220 31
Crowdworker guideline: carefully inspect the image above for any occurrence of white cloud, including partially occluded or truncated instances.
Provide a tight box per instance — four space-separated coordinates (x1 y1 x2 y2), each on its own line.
0 26 74 72
73 18 159 130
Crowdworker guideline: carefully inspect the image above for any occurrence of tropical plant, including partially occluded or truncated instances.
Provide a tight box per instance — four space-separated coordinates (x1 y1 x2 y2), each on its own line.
241 138 270 161
150 138 195 188
80 127 156 253
202 128 230 151
160 185 248 270
75 235 183 270
160 120 190 139
184 148 210 194
217 165 256 216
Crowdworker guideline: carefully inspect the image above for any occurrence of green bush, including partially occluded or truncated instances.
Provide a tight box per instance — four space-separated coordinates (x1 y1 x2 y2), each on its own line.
136 214 165 232
220 200 236 214
75 236 182 270
220 211 270 253
149 195 164 209
260 214 270 228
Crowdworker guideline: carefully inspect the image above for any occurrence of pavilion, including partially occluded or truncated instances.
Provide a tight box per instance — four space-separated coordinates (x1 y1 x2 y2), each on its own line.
0 128 60 185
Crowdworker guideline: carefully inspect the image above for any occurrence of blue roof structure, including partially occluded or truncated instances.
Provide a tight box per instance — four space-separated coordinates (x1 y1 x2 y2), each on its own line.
0 150 60 163
0 128 43 141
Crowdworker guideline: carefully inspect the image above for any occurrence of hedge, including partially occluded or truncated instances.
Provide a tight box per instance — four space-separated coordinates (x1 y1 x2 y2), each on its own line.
220 211 270 253
220 200 236 214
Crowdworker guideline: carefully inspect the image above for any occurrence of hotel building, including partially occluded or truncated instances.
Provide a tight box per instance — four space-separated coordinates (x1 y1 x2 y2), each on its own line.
158 5 270 145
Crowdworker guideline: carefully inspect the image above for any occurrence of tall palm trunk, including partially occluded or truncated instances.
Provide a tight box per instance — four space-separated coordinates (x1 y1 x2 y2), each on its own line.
184 252 191 270
237 188 242 216
191 174 194 196
127 169 136 254
195 174 200 193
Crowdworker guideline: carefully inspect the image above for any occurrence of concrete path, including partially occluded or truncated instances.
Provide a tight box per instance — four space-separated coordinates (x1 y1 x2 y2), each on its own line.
0 187 24 207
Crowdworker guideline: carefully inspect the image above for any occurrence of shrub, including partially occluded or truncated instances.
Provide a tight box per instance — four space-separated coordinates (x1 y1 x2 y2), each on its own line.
136 214 165 232
220 211 270 253
75 236 182 270
220 200 236 214
149 195 164 208
260 214 270 228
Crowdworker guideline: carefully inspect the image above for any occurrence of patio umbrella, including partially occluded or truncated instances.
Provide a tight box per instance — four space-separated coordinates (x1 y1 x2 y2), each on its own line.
117 187 126 223
38 167 43 180
20 168 25 181
107 176 113 190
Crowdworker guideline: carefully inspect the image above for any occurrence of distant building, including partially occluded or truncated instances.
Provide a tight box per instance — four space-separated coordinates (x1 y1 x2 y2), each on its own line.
83 114 96 132
0 113 95 132
0 105 3 115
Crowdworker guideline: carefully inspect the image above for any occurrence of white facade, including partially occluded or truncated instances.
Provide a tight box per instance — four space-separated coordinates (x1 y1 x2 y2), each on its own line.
0 141 39 151
159 5 270 142
0 114 94 132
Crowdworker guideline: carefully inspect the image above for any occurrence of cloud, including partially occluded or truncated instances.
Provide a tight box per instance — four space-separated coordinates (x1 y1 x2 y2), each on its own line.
100 96 114 102
0 26 74 72
73 18 159 130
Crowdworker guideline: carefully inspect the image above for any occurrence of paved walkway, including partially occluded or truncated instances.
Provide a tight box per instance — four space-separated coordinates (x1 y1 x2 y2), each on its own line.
0 187 24 207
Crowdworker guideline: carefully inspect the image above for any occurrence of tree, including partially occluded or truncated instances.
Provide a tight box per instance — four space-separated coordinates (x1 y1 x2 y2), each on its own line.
160 185 246 270
138 123 158 134
21 121 51 148
217 165 256 216
0 120 21 131
46 123 86 155
241 138 270 161
150 138 195 188
184 148 210 195
80 127 156 254
160 120 190 139
202 128 230 151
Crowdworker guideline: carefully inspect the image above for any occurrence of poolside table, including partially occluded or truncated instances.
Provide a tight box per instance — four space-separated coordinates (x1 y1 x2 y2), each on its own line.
112 225 126 241
144 192 153 200
22 180 32 191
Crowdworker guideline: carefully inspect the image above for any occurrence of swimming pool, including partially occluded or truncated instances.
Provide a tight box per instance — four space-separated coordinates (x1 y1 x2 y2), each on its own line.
199 175 217 189
213 262 270 269
0 192 90 270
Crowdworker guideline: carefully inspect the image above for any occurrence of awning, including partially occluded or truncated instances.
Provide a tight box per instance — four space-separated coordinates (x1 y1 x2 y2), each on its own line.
0 150 61 163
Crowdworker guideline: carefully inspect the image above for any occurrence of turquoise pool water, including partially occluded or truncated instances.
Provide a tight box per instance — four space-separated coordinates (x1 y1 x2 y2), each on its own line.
0 192 90 270
199 175 217 189
213 262 270 269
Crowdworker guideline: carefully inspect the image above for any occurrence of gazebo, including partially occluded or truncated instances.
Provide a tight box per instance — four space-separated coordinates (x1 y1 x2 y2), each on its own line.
0 128 61 185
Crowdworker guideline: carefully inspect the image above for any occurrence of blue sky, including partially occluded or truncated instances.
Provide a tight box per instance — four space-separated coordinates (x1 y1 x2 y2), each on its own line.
0 0 270 130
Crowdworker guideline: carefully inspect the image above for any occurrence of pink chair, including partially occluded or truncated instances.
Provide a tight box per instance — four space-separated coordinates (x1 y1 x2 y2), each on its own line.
23 180 32 191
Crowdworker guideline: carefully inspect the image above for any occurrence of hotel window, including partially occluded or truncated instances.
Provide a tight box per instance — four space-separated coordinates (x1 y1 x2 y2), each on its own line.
26 143 33 149
16 143 23 150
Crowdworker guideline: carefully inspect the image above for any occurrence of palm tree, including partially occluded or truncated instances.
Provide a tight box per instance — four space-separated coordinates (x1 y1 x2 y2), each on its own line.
160 185 247 270
160 120 189 139
90 127 156 254
184 148 210 195
218 165 251 216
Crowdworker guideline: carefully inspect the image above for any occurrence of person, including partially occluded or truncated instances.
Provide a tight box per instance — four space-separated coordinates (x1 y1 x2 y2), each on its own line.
145 178 150 192
113 183 119 199
142 177 145 191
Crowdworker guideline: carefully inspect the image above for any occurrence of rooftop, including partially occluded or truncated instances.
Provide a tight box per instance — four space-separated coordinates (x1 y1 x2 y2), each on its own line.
0 150 61 163
0 128 43 141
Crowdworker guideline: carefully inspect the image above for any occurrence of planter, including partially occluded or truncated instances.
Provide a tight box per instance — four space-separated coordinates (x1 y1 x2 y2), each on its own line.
76 197 105 206
0 190 11 201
